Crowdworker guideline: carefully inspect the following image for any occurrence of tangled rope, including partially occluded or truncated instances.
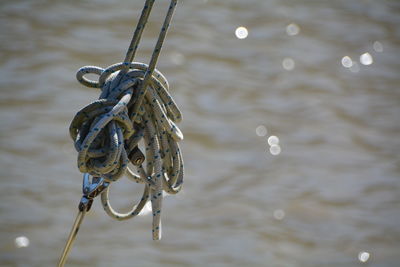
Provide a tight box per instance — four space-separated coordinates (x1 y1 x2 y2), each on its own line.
69 0 183 240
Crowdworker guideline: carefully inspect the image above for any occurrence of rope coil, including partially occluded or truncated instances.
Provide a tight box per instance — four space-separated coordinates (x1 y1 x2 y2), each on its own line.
69 0 183 240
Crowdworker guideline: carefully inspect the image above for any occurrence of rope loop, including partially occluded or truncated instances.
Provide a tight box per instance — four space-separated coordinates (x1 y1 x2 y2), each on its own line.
76 66 104 88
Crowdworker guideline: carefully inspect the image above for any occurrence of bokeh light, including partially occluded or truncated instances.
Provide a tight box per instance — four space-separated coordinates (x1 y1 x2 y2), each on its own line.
273 209 285 220
15 236 30 248
235 26 248 39
358 251 370 263
341 56 353 68
256 125 267 137
286 23 300 36
360 53 373 65
269 145 281 155
267 135 279 146
282 57 295 70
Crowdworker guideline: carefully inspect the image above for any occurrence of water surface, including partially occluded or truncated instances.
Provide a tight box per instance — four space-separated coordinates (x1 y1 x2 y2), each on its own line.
0 0 399 266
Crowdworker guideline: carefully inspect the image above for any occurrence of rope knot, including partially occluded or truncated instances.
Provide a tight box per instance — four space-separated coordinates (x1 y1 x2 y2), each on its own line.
70 62 183 185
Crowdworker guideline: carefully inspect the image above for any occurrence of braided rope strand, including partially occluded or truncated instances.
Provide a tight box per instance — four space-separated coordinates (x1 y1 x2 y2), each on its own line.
69 0 183 240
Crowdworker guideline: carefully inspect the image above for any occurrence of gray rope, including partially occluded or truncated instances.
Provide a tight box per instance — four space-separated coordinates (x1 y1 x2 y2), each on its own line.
69 0 183 240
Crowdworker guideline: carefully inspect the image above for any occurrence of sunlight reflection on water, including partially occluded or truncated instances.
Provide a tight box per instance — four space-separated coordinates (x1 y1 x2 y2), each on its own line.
286 23 300 36
341 56 353 68
282 57 295 70
235 26 248 39
14 236 29 248
360 52 373 66
358 251 370 263
255 125 268 137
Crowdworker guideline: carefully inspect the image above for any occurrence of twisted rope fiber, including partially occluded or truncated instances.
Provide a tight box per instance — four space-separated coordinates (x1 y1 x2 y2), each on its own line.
69 0 183 240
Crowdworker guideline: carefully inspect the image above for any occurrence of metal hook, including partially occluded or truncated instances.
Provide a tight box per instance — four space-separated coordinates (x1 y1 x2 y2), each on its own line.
58 174 109 267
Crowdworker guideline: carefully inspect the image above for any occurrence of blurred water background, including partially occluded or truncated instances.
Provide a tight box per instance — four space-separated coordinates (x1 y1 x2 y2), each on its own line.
1 0 399 266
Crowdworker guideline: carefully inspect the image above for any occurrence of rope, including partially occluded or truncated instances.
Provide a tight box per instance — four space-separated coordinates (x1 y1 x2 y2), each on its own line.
69 0 183 240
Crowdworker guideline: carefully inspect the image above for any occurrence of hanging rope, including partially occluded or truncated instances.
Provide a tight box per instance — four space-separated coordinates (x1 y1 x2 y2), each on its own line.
69 0 183 240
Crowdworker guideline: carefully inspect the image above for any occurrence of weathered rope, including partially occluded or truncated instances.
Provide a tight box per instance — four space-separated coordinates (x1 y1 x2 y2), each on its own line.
69 0 183 240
